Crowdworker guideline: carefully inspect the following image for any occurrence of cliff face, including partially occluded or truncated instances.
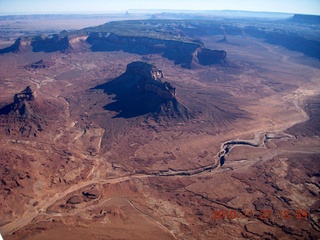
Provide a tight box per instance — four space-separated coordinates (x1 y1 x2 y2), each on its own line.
95 61 188 119
31 35 70 52
197 48 227 65
126 62 176 100
67 35 90 52
126 61 164 80
87 33 205 68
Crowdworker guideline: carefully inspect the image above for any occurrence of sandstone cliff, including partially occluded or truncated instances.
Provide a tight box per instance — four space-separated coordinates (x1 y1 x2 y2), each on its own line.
196 48 227 65
87 33 207 68
95 61 188 119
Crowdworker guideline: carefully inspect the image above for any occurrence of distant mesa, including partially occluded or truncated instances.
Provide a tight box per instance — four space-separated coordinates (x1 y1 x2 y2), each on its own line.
25 59 53 69
87 33 226 68
0 32 227 68
86 32 199 68
95 61 188 119
289 14 320 24
0 34 89 54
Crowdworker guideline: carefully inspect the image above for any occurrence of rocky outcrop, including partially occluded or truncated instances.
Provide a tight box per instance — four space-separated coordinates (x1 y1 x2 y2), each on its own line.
126 61 176 100
196 48 227 65
126 61 164 80
0 86 36 117
14 86 35 103
0 37 32 53
25 59 53 69
95 61 188 119
67 35 90 52
0 38 21 53
0 86 42 137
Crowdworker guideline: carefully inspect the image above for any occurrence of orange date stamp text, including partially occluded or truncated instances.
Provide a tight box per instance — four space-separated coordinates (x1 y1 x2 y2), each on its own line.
212 209 309 220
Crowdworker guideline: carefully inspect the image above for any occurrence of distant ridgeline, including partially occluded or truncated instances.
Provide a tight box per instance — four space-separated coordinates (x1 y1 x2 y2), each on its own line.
290 14 320 24
0 18 319 62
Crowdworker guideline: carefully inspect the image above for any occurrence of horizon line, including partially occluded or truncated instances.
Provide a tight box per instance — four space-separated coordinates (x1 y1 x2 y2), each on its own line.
0 9 314 16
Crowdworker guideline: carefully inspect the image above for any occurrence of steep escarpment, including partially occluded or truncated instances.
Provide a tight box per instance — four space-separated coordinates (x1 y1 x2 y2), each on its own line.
87 33 228 68
31 35 70 52
95 61 188 119
196 48 227 65
87 33 207 68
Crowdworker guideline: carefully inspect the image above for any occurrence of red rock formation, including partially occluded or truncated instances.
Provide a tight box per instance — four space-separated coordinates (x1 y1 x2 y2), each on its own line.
126 61 164 80
126 62 176 100
95 61 187 119
13 86 35 103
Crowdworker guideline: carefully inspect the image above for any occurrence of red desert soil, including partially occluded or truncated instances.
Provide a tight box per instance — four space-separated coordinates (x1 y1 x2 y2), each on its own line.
0 34 319 239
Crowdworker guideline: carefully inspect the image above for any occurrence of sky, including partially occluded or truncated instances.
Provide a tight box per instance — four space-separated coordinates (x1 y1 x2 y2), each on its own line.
0 0 319 15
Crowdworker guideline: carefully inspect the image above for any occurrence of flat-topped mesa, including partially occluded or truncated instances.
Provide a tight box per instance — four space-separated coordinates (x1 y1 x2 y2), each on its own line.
125 62 176 100
13 86 35 103
95 61 187 119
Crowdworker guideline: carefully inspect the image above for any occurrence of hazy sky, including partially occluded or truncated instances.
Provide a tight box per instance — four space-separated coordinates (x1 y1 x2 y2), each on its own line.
0 0 320 15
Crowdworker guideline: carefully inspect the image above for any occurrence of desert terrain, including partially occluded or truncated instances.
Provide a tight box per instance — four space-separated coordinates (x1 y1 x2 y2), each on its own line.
0 14 319 239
